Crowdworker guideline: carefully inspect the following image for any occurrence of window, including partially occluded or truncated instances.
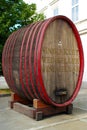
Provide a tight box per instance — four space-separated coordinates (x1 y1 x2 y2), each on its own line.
72 0 79 22
72 0 78 6
53 8 58 16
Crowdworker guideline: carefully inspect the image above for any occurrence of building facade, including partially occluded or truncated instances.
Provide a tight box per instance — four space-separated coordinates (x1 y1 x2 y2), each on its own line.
29 0 87 82
37 0 87 82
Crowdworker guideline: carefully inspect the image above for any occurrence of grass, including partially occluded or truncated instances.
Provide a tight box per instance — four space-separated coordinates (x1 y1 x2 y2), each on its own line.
0 88 11 95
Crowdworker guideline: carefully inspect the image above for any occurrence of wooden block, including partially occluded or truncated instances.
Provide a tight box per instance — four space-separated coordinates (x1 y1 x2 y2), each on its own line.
8 101 14 109
9 99 73 120
38 106 67 117
33 99 50 109
66 104 73 114
14 102 36 118
10 92 30 105
11 92 23 102
8 93 73 120
36 111 43 121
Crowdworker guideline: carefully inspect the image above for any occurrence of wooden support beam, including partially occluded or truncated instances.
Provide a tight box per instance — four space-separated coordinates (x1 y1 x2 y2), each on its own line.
9 93 73 120
9 92 31 108
33 99 50 109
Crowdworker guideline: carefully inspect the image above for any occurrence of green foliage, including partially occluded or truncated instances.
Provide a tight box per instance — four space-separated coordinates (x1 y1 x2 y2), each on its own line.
0 0 45 75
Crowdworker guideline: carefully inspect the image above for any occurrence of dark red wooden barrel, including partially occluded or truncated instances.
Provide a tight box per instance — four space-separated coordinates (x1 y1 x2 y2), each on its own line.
2 15 84 107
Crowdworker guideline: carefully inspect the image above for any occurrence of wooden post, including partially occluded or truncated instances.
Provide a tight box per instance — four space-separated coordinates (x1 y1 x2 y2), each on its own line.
8 92 31 108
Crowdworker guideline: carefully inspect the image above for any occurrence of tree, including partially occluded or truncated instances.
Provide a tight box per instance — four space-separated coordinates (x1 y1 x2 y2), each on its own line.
0 0 45 75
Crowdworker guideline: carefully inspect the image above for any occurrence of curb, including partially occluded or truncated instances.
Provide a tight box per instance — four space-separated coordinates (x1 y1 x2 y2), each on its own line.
0 94 11 97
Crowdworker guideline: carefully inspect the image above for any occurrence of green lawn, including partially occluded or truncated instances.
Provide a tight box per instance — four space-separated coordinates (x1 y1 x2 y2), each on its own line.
0 88 11 95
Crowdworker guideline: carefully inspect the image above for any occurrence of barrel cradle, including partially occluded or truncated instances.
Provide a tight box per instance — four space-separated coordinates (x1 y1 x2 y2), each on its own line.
2 15 84 107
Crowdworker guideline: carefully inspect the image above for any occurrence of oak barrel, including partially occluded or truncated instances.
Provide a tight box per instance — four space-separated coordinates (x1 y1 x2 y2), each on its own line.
2 16 84 107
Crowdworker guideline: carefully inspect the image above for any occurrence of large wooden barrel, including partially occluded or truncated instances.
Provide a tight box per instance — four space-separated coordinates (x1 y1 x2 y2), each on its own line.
2 16 84 107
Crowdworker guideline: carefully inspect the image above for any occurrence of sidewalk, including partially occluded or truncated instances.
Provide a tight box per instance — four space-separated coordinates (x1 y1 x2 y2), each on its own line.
0 96 87 130
0 78 87 129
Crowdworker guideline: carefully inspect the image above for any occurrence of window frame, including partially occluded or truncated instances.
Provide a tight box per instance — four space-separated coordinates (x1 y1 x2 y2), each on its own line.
53 7 59 16
72 0 79 22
